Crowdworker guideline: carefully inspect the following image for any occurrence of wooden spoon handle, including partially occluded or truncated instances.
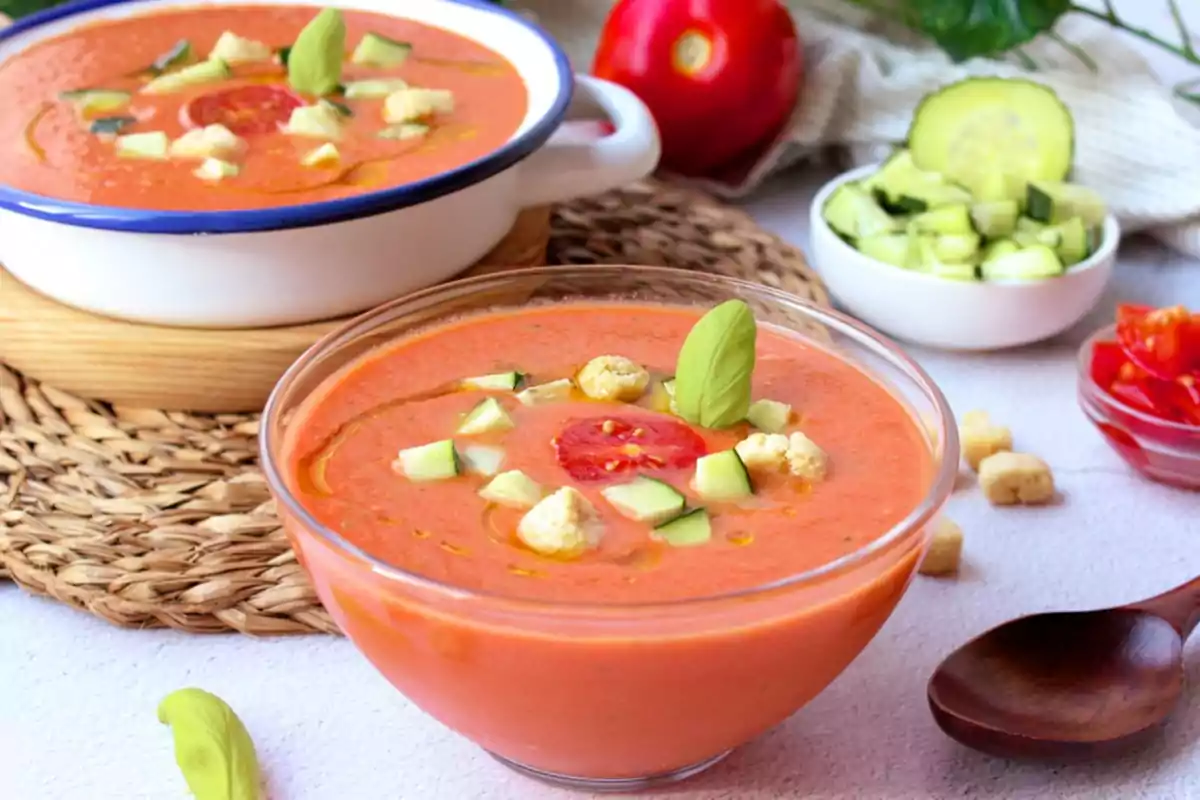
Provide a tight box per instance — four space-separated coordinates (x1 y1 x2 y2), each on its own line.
1124 575 1200 639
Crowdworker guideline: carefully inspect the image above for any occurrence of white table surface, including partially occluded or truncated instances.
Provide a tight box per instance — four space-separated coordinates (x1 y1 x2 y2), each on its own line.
4 164 1199 799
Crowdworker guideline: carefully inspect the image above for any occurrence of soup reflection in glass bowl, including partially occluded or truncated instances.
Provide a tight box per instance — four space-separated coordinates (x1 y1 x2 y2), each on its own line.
260 266 959 791
0 0 660 326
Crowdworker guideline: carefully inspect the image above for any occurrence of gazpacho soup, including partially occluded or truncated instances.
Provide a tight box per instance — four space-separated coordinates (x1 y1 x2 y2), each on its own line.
286 301 935 604
0 4 527 210
276 295 943 779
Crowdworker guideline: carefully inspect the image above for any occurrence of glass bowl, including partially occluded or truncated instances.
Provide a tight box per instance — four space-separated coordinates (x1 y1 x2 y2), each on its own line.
259 266 959 791
1078 324 1200 490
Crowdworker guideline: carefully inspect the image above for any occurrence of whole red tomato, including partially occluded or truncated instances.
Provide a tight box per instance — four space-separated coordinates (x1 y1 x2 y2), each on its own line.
592 0 803 178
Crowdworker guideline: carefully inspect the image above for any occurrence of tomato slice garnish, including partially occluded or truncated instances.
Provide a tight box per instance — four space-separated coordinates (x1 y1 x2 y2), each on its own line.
182 85 304 135
1114 303 1197 380
554 416 707 482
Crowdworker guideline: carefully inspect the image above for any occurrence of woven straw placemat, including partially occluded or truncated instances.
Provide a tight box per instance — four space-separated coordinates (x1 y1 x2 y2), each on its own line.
0 179 826 636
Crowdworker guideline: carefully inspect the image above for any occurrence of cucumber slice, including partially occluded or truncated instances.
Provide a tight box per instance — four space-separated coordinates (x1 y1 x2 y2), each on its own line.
908 78 1074 202
516 379 573 406
692 450 753 501
351 32 412 67
601 477 686 524
142 59 230 94
746 399 792 433
479 470 543 509
461 371 524 391
59 88 131 115
461 445 505 477
932 233 981 263
457 398 514 435
1026 181 1107 226
982 239 1021 263
89 116 136 136
915 239 977 282
823 184 900 239
344 78 409 99
115 131 169 160
151 39 193 73
378 123 430 141
1049 216 1089 266
908 204 972 236
396 439 459 482
653 508 712 547
857 233 910 268
970 200 1020 238
980 245 1064 281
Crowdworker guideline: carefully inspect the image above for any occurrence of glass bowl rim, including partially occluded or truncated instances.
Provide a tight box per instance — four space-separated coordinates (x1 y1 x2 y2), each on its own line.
259 265 960 613
1077 323 1200 436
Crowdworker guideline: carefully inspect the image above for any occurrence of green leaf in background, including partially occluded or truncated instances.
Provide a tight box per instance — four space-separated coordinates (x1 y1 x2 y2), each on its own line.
891 0 1073 62
287 7 346 96
158 688 263 800
673 300 757 429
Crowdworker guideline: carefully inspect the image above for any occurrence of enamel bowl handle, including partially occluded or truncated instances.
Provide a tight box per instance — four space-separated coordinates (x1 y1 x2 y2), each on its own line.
517 75 661 208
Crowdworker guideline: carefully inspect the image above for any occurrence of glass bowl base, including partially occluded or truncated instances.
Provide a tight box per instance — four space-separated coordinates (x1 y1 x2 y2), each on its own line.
488 748 732 792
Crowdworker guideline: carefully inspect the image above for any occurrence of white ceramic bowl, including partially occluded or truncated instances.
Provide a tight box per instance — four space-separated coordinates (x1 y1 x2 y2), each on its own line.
0 0 660 328
808 165 1120 351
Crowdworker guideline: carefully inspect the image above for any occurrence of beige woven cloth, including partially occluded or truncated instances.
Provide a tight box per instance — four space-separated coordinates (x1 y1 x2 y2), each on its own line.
521 0 1200 258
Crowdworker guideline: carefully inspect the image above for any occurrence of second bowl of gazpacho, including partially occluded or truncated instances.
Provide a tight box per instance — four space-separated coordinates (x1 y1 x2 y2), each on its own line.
260 266 959 790
0 0 659 327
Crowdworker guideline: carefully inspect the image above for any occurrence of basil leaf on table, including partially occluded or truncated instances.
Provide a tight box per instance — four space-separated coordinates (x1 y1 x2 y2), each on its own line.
673 299 757 429
158 688 264 800
287 7 346 96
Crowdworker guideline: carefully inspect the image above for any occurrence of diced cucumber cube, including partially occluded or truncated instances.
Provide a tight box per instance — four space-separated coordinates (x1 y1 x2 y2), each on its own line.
908 204 973 235
601 477 686 524
351 32 412 67
746 399 792 433
932 233 981 263
653 508 712 547
461 445 505 477
115 131 169 160
980 245 1064 281
1026 181 1107 226
516 379 573 406
301 143 340 167
857 233 910 268
461 371 525 391
692 450 753 501
823 183 900 239
142 59 230 94
970 200 1020 238
344 78 409 99
457 398 514 436
479 470 543 509
396 439 459 482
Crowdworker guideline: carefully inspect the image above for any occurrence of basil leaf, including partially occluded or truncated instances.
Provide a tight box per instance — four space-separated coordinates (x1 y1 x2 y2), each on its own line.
287 7 346 97
673 300 757 429
158 688 263 800
899 0 1071 62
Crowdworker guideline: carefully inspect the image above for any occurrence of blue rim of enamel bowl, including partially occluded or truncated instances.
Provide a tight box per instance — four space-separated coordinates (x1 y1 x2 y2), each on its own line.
0 0 574 235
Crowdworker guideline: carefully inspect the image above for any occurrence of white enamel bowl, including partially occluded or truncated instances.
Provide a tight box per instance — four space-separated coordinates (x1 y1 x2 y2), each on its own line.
0 0 661 328
809 165 1120 351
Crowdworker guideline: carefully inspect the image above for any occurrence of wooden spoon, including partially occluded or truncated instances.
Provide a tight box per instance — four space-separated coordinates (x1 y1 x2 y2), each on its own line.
928 575 1200 759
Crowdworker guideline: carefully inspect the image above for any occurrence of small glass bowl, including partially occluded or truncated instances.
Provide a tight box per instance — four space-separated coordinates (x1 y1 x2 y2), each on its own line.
1077 324 1200 490
260 266 960 790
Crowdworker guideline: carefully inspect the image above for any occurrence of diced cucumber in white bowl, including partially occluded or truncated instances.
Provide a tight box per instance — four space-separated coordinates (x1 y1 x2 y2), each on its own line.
808 163 1119 351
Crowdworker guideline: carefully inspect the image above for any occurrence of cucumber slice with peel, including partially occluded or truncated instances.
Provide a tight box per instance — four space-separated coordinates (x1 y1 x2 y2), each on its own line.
692 450 753 501
970 200 1020 238
823 184 900 239
1026 181 1107 226
601 477 686 524
1048 216 1090 266
908 204 973 235
396 439 459 482
908 78 1074 202
461 371 525 392
653 508 712 547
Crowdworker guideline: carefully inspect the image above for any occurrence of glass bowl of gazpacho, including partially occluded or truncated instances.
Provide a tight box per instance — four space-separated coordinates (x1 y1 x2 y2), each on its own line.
261 265 959 790
0 0 658 327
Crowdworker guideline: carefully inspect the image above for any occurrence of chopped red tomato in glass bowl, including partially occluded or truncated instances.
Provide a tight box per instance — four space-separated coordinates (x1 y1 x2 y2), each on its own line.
1078 304 1200 489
